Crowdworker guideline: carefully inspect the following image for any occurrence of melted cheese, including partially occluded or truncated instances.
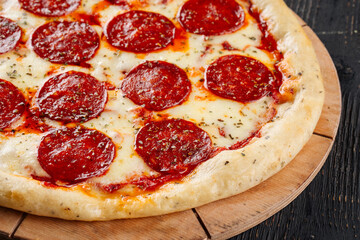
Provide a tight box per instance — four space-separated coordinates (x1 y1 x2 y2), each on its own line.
0 0 280 185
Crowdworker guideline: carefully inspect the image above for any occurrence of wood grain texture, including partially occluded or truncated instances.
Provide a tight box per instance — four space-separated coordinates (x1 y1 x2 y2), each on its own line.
0 208 23 237
14 210 207 240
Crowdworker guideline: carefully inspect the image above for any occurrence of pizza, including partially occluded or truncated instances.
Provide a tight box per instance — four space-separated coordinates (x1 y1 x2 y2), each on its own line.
0 0 324 220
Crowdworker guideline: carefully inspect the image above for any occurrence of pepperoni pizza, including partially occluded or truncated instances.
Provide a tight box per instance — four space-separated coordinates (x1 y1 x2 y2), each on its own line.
0 0 324 220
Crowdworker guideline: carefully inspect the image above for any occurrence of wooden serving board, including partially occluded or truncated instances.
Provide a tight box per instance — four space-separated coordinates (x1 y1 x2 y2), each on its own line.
0 19 341 240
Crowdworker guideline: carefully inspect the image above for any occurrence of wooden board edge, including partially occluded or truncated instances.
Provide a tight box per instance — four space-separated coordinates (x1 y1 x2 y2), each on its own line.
14 209 208 240
0 207 25 237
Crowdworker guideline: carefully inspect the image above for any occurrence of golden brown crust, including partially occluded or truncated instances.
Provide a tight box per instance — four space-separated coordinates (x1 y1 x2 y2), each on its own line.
0 0 324 220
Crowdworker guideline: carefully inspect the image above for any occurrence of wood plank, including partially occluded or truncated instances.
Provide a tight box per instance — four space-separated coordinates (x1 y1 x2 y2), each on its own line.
15 210 207 240
196 134 333 240
0 207 23 236
303 26 342 139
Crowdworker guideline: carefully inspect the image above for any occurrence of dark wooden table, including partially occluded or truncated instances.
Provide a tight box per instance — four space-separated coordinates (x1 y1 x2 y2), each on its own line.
0 0 359 239
231 0 360 239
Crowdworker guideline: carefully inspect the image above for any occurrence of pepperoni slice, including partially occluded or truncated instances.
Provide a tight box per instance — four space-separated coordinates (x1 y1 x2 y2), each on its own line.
135 119 212 174
31 21 100 65
38 127 116 183
0 79 26 129
36 71 107 123
0 17 22 54
19 0 81 17
177 0 245 36
105 10 176 53
121 61 191 111
205 55 274 102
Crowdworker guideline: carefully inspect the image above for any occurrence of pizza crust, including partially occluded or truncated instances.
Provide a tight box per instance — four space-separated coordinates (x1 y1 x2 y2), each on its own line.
0 0 324 220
